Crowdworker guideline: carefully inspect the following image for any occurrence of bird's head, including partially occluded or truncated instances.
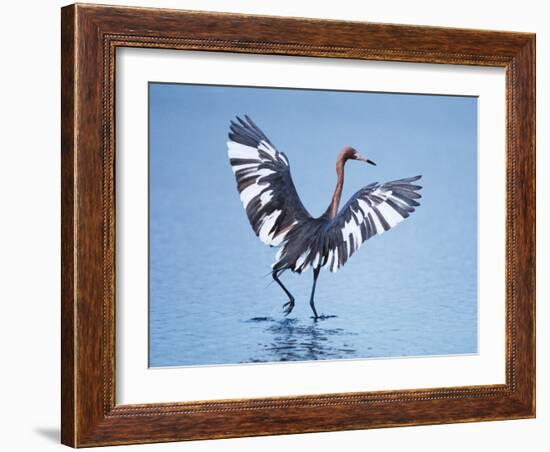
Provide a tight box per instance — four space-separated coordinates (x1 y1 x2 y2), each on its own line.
340 146 376 166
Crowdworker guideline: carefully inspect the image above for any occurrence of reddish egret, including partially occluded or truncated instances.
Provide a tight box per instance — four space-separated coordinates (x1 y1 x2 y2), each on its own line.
227 115 422 319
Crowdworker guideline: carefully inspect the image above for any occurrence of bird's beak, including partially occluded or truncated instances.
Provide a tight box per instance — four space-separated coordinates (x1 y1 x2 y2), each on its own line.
356 154 376 166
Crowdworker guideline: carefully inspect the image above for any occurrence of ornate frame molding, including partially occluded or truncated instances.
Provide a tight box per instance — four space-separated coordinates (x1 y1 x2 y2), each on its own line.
61 4 535 447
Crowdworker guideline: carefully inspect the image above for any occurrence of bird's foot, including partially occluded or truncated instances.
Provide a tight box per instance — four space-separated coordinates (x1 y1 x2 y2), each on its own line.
282 299 295 316
310 314 337 321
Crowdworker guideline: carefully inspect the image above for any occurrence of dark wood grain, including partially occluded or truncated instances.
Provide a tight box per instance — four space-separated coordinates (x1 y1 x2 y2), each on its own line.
61 3 536 447
60 5 76 446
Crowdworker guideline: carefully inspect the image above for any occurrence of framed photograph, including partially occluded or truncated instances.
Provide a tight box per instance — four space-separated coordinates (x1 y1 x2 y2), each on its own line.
61 3 535 447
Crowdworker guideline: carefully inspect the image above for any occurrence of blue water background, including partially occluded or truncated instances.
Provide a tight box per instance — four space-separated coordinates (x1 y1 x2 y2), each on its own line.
148 83 478 367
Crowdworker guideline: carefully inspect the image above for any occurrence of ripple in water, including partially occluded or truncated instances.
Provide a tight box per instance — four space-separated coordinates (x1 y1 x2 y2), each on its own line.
242 317 358 363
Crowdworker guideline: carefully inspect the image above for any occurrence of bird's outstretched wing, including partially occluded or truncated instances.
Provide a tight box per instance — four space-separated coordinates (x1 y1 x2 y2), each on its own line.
227 115 312 246
321 176 422 272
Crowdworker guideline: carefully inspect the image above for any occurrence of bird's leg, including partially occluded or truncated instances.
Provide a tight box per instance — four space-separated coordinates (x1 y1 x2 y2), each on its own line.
272 270 295 315
309 267 321 320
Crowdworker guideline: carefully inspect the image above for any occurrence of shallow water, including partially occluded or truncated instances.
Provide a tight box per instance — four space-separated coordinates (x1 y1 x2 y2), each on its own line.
148 84 478 367
149 185 477 367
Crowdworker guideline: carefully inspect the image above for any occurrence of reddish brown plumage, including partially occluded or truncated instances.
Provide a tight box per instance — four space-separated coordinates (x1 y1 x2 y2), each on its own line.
326 146 358 219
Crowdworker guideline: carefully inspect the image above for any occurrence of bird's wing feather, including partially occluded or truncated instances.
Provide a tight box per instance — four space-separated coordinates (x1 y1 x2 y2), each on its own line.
322 176 422 272
227 115 312 247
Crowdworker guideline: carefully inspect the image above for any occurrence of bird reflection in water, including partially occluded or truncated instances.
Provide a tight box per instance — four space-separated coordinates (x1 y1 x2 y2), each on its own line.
244 317 357 363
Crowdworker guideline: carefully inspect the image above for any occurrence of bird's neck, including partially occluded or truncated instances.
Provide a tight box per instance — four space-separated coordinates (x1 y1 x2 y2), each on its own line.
325 159 346 219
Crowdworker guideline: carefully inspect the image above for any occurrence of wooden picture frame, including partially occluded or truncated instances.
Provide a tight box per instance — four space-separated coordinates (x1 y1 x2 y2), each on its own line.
61 3 535 447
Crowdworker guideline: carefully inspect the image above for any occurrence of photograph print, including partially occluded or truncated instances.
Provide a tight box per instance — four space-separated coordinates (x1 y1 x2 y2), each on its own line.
148 82 478 367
